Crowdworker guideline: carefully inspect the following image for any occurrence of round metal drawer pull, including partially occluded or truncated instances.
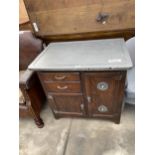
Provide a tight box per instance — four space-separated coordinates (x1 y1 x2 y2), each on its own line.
97 82 108 91
98 105 108 113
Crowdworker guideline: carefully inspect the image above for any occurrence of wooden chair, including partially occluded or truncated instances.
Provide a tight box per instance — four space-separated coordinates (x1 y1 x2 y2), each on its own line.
19 31 46 128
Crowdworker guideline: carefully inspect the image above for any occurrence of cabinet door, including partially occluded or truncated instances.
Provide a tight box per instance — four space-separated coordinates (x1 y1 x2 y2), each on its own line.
47 93 85 117
83 72 126 118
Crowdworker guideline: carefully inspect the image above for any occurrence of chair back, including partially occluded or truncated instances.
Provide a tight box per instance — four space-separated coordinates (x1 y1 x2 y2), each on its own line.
19 31 43 70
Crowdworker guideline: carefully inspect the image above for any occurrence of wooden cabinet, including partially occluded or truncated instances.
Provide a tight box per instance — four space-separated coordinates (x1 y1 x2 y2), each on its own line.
23 0 134 41
38 71 126 123
29 39 133 123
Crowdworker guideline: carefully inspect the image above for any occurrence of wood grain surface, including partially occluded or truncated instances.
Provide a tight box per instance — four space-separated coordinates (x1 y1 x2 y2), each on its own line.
24 0 135 40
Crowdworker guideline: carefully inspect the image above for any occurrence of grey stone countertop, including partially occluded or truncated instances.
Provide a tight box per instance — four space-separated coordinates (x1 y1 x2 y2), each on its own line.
28 38 132 71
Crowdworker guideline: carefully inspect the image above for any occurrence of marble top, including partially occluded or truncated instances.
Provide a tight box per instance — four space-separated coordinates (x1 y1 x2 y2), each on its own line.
28 38 132 71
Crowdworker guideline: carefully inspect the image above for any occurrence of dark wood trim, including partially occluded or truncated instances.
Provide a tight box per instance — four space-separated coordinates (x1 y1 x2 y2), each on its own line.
38 29 134 44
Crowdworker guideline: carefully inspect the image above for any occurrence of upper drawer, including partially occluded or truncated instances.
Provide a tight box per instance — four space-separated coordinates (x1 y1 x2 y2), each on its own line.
24 0 134 37
39 72 80 81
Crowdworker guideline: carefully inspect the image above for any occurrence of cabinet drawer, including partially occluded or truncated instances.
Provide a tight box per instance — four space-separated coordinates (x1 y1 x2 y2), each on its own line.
43 81 81 93
39 72 80 81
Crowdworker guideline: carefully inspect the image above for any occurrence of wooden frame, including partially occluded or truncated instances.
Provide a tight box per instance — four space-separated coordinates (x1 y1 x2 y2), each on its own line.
19 70 46 128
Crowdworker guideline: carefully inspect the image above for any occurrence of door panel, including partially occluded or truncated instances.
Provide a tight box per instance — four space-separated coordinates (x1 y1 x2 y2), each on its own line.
47 93 85 117
83 72 126 117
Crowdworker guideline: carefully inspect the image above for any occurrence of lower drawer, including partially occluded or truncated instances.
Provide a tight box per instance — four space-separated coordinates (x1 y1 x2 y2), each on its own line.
43 81 81 93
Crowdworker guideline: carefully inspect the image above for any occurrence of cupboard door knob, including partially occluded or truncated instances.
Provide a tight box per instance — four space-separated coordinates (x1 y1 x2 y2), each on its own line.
57 85 68 90
96 12 109 24
97 82 108 91
98 105 108 113
54 75 66 80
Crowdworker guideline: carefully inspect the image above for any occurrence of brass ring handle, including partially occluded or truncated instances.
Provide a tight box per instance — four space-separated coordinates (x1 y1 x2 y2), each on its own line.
54 75 66 80
57 85 68 90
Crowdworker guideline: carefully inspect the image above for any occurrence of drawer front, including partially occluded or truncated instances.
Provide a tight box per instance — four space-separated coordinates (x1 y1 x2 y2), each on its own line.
43 82 81 93
25 0 134 36
39 72 80 81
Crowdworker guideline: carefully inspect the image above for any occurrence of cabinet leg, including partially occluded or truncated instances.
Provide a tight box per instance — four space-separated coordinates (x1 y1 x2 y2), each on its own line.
34 117 44 128
114 119 120 124
54 114 60 119
114 114 121 124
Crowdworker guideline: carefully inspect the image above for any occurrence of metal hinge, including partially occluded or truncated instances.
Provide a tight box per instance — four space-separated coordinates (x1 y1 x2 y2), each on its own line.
47 94 53 100
87 96 91 103
80 104 84 111
33 22 39 32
